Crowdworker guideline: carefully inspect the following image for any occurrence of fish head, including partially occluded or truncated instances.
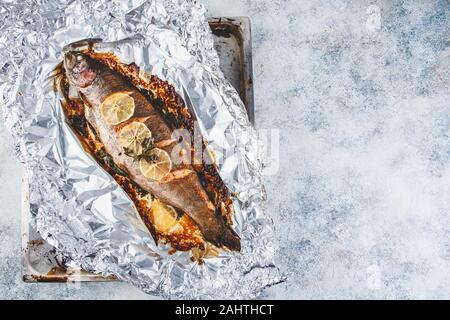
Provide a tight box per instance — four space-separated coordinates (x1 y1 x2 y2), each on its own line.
64 51 98 88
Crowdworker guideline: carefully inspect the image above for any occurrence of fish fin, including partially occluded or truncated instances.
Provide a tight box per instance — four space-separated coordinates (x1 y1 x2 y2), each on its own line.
160 169 196 182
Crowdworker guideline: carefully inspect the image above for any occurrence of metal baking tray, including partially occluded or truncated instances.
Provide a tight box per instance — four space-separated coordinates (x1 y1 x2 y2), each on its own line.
210 17 254 124
22 16 254 282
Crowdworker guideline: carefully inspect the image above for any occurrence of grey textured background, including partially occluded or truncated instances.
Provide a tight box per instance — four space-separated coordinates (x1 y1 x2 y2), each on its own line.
0 0 449 299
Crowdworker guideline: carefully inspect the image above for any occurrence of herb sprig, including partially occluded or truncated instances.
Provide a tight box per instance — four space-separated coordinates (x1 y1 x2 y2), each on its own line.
123 136 158 163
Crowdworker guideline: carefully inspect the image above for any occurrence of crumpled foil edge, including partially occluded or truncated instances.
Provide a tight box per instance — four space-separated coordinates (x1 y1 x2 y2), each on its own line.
0 0 284 298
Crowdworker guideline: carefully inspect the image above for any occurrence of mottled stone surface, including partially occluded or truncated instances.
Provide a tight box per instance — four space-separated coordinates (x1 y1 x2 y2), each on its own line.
0 0 449 299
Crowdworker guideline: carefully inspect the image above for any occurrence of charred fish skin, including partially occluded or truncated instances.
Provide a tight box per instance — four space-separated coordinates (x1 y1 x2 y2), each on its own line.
63 51 241 251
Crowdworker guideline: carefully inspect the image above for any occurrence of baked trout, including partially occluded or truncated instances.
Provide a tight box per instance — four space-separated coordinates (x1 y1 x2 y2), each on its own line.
63 51 240 251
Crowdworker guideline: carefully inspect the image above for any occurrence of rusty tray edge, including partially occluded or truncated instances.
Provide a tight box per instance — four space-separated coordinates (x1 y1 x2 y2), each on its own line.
210 17 254 124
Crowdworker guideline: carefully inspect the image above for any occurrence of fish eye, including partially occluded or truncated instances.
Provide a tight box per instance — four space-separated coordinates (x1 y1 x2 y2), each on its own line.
76 54 83 61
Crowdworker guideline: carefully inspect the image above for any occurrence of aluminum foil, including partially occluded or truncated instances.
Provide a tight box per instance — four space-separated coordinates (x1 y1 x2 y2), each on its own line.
0 0 283 298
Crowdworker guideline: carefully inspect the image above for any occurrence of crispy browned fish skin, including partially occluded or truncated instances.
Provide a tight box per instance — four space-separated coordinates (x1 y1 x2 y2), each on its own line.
63 51 240 251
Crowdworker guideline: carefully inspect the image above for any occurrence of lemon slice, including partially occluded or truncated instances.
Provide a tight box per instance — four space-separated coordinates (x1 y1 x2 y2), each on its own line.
118 122 152 156
139 148 172 180
151 199 179 234
100 92 135 125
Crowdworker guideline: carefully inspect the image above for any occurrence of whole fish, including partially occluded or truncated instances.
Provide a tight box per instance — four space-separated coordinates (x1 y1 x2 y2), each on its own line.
64 51 240 251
